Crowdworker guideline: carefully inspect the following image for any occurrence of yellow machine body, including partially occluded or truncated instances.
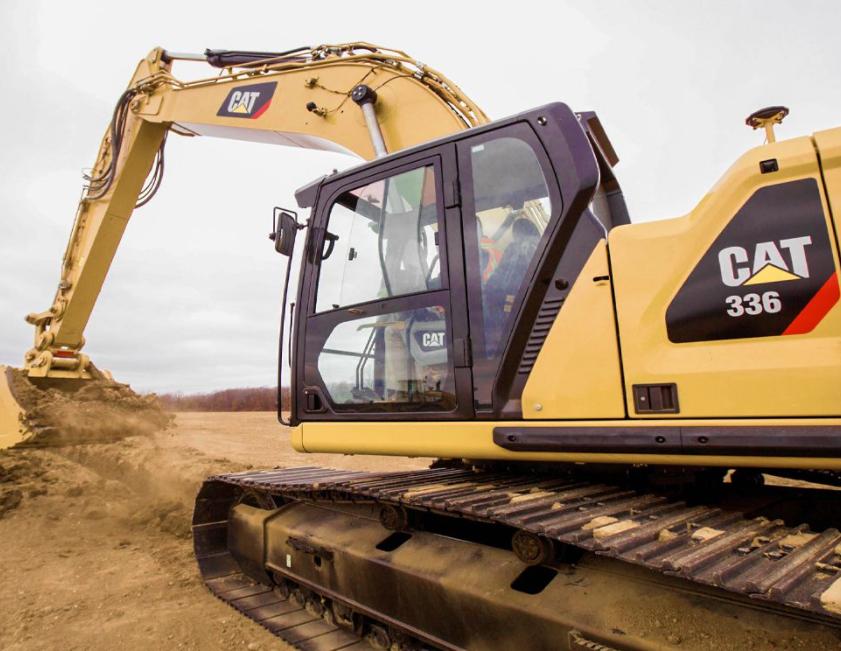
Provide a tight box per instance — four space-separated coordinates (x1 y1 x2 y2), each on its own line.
609 132 840 419
292 126 841 466
294 419 841 469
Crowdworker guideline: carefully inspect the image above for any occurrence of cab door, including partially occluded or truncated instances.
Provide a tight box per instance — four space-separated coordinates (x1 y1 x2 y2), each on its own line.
295 145 474 421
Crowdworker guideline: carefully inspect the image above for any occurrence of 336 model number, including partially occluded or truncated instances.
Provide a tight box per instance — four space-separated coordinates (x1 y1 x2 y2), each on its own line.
725 291 782 317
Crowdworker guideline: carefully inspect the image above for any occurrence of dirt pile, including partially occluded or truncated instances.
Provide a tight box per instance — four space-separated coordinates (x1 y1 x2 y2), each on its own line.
0 436 283 651
0 453 48 518
7 368 173 446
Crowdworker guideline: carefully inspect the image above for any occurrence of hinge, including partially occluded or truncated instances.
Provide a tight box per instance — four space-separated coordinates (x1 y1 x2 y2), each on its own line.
445 178 461 208
453 337 472 368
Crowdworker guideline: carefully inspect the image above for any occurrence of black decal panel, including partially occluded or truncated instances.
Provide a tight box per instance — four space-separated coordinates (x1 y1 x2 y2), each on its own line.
217 82 277 119
666 179 836 342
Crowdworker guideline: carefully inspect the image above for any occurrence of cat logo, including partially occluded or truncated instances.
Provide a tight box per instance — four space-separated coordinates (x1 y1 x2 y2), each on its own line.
718 236 811 287
216 82 277 119
667 179 838 343
228 91 261 114
421 332 445 348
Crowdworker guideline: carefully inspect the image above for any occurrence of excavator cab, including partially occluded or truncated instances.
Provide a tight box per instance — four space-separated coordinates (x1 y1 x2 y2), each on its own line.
288 103 627 423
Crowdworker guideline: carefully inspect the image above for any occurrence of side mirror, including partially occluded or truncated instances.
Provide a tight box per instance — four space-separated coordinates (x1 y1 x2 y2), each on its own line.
270 208 299 256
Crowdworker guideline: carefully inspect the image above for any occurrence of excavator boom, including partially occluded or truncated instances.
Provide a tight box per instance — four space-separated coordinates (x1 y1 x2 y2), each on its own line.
25 43 487 378
2 42 488 446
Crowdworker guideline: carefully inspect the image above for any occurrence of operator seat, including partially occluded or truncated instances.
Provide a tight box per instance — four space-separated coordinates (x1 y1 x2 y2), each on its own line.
482 217 540 356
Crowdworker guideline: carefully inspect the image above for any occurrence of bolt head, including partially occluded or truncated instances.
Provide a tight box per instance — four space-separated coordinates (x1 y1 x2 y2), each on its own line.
351 84 377 105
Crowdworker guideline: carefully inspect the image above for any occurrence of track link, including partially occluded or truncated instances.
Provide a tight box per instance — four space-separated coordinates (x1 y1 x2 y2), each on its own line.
194 466 841 648
200 571 372 650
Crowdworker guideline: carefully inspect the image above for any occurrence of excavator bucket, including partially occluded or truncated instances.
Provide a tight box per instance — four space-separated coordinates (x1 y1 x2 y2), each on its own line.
0 366 32 449
0 365 173 449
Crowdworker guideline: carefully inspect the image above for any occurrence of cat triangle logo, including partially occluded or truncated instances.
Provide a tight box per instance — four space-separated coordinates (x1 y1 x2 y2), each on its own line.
217 82 277 119
229 101 251 114
743 263 802 285
718 236 812 287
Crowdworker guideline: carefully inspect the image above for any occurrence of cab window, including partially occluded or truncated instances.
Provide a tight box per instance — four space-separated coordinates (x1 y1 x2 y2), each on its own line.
316 166 441 313
311 163 455 412
465 135 553 405
316 305 455 411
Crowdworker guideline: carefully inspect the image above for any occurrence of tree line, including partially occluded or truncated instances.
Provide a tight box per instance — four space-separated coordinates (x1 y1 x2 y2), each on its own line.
158 387 290 412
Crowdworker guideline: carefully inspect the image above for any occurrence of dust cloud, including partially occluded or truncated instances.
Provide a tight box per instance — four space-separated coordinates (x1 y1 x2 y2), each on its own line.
8 368 173 446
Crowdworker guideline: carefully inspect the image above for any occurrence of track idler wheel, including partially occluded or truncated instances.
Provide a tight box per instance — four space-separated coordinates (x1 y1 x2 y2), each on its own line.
379 504 409 531
272 572 291 598
512 530 554 566
392 629 425 650
329 600 361 631
367 623 392 649
239 489 278 510
305 594 326 618
291 586 308 608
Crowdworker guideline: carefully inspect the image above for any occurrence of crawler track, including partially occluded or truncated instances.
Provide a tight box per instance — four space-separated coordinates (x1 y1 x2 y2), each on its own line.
193 466 841 649
200 572 370 650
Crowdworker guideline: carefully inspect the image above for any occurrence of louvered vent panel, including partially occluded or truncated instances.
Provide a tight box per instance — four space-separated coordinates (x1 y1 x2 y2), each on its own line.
518 298 565 373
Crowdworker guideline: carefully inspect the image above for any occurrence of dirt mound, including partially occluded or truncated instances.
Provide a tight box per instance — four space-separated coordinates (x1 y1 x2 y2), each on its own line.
129 499 193 537
0 418 293 651
7 368 173 446
0 453 49 518
0 433 286 651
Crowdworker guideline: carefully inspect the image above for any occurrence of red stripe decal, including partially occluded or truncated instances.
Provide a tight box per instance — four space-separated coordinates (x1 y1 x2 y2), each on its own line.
250 99 272 119
783 272 840 335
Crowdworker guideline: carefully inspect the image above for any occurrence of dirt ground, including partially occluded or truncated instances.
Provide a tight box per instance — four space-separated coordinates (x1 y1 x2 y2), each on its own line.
0 412 428 651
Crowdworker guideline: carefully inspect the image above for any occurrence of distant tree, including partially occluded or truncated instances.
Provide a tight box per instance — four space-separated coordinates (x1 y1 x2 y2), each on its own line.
158 387 291 412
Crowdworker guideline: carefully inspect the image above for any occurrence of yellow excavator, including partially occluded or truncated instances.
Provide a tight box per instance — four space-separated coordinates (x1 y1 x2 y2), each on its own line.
3 43 841 650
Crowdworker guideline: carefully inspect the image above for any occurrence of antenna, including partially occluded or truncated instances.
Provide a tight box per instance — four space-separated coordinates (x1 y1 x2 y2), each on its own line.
746 106 789 143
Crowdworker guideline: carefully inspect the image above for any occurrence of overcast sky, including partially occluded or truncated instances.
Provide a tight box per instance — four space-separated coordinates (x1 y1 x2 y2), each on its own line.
1 1 839 393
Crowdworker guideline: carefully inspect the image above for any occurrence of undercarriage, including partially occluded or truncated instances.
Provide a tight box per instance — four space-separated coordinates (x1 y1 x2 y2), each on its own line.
193 466 841 650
